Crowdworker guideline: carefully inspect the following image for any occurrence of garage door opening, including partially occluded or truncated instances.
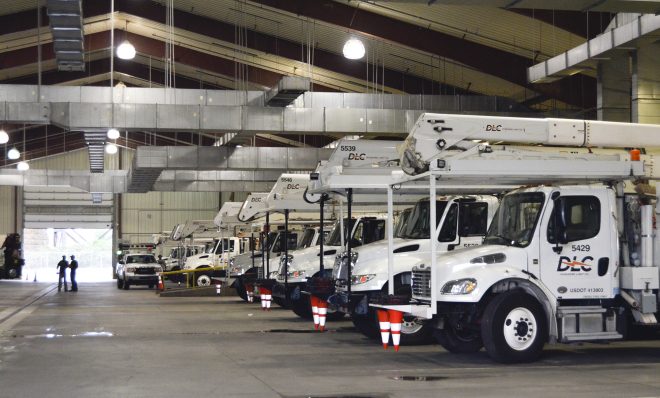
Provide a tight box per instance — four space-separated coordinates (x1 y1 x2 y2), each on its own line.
23 228 114 282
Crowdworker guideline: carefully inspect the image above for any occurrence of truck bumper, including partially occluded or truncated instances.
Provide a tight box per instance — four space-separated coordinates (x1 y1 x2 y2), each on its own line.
126 275 159 285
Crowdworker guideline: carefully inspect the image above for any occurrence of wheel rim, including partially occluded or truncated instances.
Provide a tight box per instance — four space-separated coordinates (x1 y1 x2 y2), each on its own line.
401 315 424 335
502 307 537 351
197 274 211 286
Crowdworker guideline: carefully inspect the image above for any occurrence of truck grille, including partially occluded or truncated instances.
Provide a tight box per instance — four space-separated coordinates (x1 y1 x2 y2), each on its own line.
411 269 431 299
135 267 157 275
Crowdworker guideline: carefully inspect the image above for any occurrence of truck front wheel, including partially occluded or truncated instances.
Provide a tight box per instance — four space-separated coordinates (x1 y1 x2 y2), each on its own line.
481 291 547 363
434 324 483 353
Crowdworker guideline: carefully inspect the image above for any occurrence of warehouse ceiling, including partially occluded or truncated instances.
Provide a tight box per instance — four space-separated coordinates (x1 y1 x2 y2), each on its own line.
0 0 633 167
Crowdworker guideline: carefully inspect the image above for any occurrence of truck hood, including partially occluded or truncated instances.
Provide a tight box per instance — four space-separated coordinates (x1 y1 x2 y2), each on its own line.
351 238 426 274
287 245 341 273
427 245 529 302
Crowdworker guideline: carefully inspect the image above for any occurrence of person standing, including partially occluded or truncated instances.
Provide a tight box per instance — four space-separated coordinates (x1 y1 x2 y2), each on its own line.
69 255 79 292
56 256 68 292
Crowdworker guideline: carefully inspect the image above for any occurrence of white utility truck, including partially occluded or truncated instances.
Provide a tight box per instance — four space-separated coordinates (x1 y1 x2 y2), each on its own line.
333 195 498 344
278 139 423 318
374 113 660 363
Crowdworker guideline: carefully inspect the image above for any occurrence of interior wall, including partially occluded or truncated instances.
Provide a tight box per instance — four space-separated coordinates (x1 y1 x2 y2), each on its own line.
0 186 17 236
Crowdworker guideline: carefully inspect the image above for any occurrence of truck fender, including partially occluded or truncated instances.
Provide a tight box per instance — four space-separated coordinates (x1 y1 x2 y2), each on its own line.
482 277 558 343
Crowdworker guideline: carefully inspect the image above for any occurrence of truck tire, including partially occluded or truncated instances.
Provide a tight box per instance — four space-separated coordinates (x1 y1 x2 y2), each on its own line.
116 278 124 289
195 272 212 287
291 296 312 319
351 306 429 344
234 278 248 302
122 275 130 290
434 325 483 353
351 312 379 339
481 291 547 363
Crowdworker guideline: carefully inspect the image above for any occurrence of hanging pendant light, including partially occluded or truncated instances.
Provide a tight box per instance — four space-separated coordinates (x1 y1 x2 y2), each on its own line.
17 161 29 171
343 38 365 60
105 143 118 154
107 128 120 139
0 129 8 144
7 148 20 160
116 40 136 60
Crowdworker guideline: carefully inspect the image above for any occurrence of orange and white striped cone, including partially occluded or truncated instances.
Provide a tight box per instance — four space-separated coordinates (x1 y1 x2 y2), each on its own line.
264 288 272 311
377 309 390 349
310 296 320 330
388 309 404 352
246 284 254 303
260 287 267 310
317 300 328 331
157 275 164 291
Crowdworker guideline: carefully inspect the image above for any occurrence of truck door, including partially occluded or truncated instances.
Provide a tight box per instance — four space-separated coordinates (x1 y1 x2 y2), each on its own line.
539 191 613 300
457 201 490 248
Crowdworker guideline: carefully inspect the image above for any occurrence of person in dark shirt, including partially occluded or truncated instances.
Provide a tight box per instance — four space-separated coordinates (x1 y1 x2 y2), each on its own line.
69 255 79 292
56 256 68 292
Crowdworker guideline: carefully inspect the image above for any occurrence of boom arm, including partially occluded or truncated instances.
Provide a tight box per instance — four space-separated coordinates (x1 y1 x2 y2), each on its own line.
401 113 660 174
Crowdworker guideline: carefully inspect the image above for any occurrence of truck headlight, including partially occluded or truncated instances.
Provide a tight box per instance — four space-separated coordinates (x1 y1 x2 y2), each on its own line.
351 274 376 285
126 267 136 273
230 266 245 275
441 278 477 295
155 266 163 273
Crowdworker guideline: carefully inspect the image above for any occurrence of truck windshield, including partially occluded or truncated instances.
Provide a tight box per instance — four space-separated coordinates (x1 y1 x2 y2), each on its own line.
325 219 357 246
271 232 298 253
213 238 235 254
483 192 545 248
126 255 156 264
298 228 316 249
394 208 412 238
399 200 448 239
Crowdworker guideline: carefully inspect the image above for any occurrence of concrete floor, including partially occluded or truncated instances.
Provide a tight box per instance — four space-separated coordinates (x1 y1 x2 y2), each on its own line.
1 281 659 398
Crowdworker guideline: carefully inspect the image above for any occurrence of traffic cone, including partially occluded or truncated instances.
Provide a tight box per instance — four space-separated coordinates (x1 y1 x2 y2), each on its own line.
265 288 272 311
377 309 390 349
215 283 222 295
388 309 404 352
157 275 164 291
260 287 266 310
318 300 328 331
311 295 320 330
246 284 254 303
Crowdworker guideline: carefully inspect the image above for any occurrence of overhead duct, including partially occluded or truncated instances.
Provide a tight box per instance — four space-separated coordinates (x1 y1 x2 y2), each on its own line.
0 85 534 135
47 0 85 72
265 76 310 107
83 132 106 173
127 145 332 193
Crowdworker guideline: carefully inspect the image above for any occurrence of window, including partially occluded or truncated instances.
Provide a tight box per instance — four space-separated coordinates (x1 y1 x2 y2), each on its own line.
547 196 600 243
438 204 458 242
362 219 386 244
484 192 545 248
459 202 489 237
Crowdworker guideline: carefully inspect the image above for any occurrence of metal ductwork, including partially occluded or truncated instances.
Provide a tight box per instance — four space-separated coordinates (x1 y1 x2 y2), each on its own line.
265 76 310 107
0 85 534 135
47 0 85 72
83 132 106 173
127 146 332 193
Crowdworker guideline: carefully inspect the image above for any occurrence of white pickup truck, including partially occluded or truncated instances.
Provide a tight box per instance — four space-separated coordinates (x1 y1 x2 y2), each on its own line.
116 253 163 290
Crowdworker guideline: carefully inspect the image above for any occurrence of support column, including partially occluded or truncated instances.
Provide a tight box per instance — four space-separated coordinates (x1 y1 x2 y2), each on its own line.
632 45 660 125
597 53 631 122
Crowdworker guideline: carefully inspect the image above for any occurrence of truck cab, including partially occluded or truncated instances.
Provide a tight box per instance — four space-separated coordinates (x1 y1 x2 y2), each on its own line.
410 184 659 362
183 236 244 286
116 253 163 290
163 245 202 272
273 216 388 317
334 195 497 344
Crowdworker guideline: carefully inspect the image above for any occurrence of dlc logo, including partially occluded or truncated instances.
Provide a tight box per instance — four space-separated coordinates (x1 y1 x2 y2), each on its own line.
485 124 502 131
557 256 593 272
348 153 366 160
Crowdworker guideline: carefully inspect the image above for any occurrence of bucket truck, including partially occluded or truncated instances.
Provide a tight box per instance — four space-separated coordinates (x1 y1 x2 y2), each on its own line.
373 113 660 362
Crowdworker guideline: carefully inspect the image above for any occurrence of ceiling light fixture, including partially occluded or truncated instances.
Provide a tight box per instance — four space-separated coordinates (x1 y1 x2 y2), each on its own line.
342 38 365 60
0 130 8 144
116 40 136 60
17 161 29 171
7 148 20 160
107 128 120 139
105 143 118 154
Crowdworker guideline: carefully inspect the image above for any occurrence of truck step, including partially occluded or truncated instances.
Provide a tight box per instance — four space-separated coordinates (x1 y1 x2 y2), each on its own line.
561 331 623 342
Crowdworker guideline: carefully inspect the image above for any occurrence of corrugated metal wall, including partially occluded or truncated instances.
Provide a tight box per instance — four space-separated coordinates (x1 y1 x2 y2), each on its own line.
0 186 17 235
121 191 220 243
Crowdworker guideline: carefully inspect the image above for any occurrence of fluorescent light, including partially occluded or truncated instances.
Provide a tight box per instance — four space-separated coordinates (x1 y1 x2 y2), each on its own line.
107 128 120 139
0 130 8 144
343 38 365 60
116 40 136 60
7 148 20 160
17 161 29 171
105 143 118 154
